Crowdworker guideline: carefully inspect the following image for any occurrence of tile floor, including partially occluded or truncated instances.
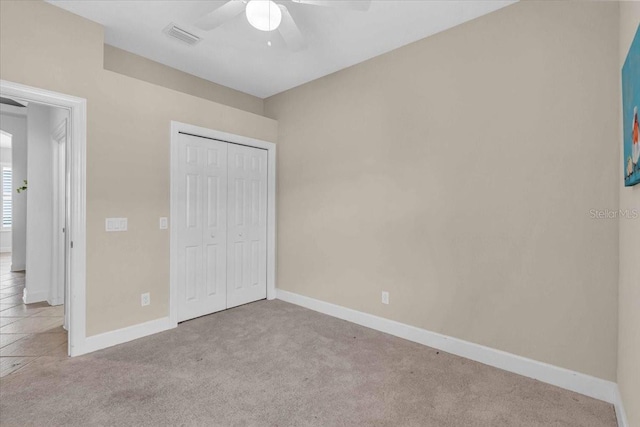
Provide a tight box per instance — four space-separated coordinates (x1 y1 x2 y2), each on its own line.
0 253 67 377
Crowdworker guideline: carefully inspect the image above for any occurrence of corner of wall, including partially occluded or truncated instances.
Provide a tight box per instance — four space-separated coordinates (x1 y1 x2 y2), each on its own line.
617 3 640 427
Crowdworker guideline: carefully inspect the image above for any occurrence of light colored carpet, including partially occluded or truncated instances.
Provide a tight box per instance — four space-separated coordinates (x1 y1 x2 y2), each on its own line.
0 300 616 426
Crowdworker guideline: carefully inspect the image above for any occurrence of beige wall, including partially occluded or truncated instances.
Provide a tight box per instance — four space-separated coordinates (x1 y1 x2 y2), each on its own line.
104 45 264 116
618 1 640 424
0 0 277 336
265 1 620 381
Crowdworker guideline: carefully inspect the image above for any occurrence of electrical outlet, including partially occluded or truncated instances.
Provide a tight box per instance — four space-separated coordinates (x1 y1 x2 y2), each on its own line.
141 292 151 307
381 291 389 305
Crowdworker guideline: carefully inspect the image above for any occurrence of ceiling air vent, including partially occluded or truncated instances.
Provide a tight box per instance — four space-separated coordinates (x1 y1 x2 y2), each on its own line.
163 24 201 46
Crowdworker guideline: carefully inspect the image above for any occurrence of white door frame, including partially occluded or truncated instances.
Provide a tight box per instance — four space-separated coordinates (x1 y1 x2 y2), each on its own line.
169 121 276 326
50 118 67 308
0 80 87 357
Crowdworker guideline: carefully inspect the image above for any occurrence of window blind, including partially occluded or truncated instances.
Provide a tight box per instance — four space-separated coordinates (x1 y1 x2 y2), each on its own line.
2 167 12 228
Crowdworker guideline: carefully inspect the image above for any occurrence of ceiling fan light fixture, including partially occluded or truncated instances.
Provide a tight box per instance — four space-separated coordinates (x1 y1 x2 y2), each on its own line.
246 0 282 32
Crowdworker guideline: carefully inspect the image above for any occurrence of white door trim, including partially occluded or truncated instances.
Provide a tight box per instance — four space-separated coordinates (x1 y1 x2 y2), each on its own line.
170 121 276 326
50 118 67 307
0 80 87 357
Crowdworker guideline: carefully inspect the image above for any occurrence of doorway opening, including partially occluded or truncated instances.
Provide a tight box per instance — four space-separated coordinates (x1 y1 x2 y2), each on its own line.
0 80 87 367
0 99 70 375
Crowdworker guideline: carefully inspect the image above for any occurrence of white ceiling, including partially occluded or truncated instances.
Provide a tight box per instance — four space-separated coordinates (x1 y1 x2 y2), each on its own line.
47 0 515 98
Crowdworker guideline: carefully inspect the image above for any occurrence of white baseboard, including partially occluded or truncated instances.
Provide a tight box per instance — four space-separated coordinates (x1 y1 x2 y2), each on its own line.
23 289 48 304
276 289 620 409
11 263 25 272
47 297 64 306
72 316 176 357
614 386 629 427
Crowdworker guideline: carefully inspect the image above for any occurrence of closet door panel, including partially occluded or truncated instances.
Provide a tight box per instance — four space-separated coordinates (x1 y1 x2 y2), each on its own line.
203 146 227 302
177 134 228 322
227 144 267 308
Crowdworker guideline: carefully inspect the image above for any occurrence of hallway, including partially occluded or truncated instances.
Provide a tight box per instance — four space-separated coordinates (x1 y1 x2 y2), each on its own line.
0 253 66 377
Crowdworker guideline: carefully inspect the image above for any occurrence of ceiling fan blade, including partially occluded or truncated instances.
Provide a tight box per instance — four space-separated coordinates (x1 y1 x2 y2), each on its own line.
195 0 246 31
291 0 371 12
0 97 26 108
278 5 307 52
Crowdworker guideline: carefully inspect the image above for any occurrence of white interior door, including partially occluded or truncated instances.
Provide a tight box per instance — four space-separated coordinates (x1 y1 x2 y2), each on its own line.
176 133 228 322
226 143 268 309
51 131 66 307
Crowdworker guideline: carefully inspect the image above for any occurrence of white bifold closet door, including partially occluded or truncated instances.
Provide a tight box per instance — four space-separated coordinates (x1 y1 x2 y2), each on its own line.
226 143 268 309
176 133 267 322
176 134 228 322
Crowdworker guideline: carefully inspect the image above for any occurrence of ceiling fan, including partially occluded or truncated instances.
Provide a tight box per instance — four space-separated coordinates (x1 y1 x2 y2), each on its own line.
194 0 371 52
0 97 26 108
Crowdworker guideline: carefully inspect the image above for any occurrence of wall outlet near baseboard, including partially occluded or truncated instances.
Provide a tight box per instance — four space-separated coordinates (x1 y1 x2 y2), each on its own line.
381 291 389 305
141 292 151 307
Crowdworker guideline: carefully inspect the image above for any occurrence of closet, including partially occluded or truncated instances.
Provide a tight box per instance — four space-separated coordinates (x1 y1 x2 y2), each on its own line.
175 132 267 322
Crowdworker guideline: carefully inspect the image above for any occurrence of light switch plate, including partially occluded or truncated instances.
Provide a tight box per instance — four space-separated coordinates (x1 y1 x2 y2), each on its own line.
159 217 168 230
105 218 128 232
141 292 150 307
